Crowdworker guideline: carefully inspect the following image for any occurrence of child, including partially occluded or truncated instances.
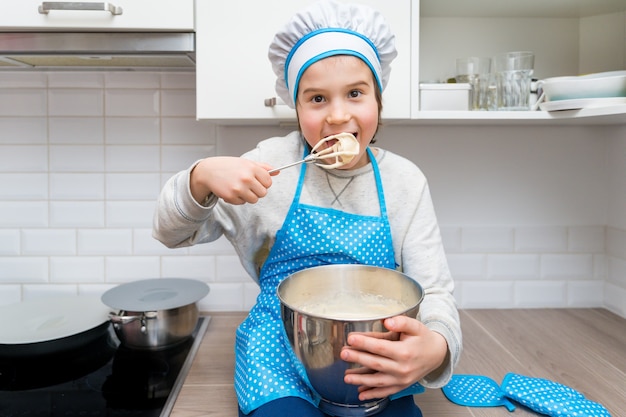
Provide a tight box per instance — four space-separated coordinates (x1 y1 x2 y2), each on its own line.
153 1 461 416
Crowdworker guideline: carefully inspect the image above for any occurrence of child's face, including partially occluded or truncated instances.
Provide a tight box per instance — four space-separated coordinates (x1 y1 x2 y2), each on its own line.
296 55 380 170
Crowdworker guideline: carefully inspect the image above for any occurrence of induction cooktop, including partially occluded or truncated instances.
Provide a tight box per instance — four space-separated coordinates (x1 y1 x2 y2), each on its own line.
0 316 210 417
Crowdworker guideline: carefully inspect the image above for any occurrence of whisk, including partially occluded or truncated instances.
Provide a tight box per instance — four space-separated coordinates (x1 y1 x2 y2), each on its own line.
268 133 359 174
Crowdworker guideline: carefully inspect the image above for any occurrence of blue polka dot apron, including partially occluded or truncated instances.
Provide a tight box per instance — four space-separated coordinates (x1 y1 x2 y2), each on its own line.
235 148 401 414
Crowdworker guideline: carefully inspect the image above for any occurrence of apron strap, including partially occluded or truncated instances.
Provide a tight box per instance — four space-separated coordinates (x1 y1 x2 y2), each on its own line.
290 145 389 223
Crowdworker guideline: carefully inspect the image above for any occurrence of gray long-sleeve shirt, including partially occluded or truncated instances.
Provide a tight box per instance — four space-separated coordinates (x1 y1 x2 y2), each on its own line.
153 130 461 388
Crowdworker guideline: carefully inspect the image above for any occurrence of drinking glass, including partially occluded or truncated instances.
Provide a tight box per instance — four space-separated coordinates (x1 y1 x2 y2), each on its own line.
494 51 534 110
456 57 492 111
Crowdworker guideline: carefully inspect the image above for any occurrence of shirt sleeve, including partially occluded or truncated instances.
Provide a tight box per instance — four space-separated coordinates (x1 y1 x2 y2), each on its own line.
404 183 461 388
378 152 462 388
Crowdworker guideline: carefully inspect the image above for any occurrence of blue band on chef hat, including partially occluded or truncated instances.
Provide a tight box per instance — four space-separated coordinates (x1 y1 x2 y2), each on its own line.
285 28 383 106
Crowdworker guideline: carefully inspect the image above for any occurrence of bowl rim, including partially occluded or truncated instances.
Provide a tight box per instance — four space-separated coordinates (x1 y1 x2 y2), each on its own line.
277 264 424 321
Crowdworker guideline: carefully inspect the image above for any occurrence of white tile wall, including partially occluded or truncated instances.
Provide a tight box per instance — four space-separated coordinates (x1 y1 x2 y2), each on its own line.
0 71 624 318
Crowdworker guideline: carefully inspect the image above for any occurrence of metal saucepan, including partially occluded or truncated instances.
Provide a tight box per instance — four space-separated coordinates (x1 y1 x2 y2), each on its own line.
101 278 210 350
108 303 199 349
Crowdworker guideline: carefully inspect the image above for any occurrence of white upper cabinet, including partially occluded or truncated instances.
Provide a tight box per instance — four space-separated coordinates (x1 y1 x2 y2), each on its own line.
196 0 411 122
0 0 194 31
196 0 626 124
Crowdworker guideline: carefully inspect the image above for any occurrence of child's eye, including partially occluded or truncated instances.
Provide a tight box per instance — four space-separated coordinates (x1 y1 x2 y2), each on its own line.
349 90 362 98
312 95 325 103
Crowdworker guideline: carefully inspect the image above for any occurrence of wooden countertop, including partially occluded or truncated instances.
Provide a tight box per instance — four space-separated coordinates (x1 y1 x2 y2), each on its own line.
171 309 625 417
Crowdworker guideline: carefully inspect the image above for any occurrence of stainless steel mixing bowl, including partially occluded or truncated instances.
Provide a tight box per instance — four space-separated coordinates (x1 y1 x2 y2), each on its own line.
277 264 424 416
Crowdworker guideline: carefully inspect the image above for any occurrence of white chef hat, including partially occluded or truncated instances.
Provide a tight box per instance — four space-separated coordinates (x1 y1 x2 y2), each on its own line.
268 0 397 108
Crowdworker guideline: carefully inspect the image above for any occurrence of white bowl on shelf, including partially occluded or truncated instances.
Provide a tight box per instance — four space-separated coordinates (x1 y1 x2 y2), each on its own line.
539 70 626 101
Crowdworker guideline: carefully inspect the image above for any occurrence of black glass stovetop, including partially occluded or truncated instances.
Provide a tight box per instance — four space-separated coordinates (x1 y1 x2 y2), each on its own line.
0 316 210 417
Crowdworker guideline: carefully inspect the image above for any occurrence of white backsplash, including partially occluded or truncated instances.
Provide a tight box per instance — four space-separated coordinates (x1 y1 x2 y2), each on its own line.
0 71 624 317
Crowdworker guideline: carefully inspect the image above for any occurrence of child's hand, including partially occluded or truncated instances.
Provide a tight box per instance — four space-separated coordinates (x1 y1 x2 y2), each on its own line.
340 315 448 401
191 157 275 205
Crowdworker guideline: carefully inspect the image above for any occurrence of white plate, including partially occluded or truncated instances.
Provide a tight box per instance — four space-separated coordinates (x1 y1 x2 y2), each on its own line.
540 70 626 101
539 97 626 112
101 278 210 311
0 296 110 344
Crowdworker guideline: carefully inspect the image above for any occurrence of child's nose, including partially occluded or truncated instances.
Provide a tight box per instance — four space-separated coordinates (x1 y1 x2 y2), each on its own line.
326 101 351 124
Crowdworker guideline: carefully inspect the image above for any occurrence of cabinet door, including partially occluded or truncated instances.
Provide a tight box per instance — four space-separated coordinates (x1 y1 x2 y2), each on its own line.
0 0 194 30
196 0 411 122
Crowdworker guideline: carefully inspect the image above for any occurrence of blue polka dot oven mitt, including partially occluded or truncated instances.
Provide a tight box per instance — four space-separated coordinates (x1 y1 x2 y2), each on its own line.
442 374 516 411
442 373 611 417
500 373 611 417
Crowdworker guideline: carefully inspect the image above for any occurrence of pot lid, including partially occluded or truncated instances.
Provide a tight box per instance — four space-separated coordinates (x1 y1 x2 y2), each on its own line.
101 278 209 311
0 296 110 345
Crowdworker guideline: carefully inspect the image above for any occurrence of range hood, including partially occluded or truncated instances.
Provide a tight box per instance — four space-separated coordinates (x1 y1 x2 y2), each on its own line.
0 32 195 70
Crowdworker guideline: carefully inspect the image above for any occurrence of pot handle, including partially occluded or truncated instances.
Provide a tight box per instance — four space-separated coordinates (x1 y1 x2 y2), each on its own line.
109 311 158 333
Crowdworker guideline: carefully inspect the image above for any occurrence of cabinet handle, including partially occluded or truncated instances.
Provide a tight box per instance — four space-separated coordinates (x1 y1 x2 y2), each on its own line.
264 97 287 107
38 2 123 15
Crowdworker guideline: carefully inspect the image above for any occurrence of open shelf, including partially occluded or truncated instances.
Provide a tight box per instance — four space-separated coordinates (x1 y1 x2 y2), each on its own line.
409 105 626 125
